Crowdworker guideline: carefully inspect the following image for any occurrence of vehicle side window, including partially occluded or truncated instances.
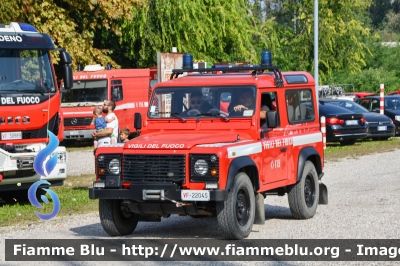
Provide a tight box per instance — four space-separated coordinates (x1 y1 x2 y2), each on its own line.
360 100 370 110
260 92 279 128
285 89 315 123
111 80 123 102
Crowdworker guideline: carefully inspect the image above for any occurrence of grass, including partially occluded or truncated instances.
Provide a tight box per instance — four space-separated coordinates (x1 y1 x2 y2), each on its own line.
1 137 400 227
0 174 98 227
325 137 400 161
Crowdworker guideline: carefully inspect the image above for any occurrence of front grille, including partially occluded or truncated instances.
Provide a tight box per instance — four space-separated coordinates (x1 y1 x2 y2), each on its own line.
0 113 58 140
123 155 186 183
64 117 92 126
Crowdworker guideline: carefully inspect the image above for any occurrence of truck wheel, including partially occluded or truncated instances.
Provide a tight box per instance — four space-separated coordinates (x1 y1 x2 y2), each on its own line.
99 199 139 236
288 161 319 219
217 172 255 239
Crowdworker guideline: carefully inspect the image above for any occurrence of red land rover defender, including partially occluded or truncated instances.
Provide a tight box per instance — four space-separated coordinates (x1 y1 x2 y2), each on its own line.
89 51 328 239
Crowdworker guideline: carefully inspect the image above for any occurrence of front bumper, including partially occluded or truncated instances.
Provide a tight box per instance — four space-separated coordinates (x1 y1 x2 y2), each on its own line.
89 183 228 202
367 124 395 138
0 144 67 189
64 129 93 140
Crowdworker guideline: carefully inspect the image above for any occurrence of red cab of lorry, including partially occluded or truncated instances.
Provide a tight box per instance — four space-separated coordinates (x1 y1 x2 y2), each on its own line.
61 65 156 141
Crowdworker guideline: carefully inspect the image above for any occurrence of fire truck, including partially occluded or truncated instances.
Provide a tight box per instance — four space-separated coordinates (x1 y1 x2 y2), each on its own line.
61 65 157 141
0 22 73 202
89 51 328 239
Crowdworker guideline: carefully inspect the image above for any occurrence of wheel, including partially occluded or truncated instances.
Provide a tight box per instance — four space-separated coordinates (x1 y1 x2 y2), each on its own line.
339 139 356 145
288 161 319 219
99 199 139 236
217 172 255 239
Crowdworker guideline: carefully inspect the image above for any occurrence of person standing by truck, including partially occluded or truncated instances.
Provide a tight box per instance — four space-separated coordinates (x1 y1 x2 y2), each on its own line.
92 100 119 145
92 107 116 148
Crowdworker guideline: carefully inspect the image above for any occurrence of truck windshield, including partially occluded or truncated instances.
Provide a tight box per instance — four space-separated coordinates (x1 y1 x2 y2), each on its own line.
62 80 108 104
148 86 256 119
0 49 55 94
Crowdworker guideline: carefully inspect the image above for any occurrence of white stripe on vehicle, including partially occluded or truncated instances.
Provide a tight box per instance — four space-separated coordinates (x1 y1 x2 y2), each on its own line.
292 133 322 147
63 111 93 115
227 143 262 158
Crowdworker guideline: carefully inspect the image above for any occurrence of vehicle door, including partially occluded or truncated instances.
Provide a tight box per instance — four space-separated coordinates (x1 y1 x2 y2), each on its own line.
259 91 288 185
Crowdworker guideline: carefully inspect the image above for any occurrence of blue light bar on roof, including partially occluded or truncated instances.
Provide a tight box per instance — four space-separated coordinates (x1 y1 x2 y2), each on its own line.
18 23 38 32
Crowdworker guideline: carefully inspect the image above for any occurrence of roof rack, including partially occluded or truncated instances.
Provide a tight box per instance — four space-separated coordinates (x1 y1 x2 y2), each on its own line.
170 51 284 87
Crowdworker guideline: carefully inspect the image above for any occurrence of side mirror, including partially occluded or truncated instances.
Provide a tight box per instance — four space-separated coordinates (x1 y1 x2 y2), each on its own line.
372 107 380 113
60 51 72 65
61 65 73 92
267 110 278 128
134 113 142 131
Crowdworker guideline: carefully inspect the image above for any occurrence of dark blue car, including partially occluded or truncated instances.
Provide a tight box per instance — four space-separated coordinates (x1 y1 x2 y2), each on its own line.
318 103 368 145
356 95 400 135
320 99 395 140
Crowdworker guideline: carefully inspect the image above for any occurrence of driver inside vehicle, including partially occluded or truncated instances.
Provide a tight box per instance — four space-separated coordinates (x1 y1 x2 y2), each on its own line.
182 91 213 116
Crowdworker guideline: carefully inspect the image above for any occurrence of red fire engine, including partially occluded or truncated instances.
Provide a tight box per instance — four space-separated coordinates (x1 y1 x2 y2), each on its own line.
0 22 73 202
61 65 157 141
89 51 328 239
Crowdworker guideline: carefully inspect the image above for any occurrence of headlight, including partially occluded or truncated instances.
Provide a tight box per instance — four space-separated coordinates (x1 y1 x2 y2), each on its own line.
395 115 400 121
194 159 208 175
108 159 120 174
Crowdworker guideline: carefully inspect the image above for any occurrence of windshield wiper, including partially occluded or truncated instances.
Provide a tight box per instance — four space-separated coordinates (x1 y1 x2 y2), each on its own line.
171 112 186 122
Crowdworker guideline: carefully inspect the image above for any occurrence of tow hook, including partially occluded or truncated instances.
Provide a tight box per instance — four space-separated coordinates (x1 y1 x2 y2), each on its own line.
160 195 192 207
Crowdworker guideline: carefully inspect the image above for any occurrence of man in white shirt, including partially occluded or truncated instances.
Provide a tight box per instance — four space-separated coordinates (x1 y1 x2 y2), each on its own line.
92 100 119 146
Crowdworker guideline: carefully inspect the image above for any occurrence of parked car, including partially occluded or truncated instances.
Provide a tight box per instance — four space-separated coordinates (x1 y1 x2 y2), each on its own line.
356 95 400 134
319 103 368 145
319 99 395 140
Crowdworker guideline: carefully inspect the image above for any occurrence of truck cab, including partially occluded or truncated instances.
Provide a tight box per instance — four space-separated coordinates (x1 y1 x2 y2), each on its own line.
61 65 157 141
0 22 73 202
89 51 328 239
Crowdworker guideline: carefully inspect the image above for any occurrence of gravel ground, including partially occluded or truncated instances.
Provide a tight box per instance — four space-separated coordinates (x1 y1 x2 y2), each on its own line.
1 149 400 265
66 150 95 176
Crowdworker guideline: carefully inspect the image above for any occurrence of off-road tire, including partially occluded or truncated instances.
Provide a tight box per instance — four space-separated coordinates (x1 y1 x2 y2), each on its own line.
217 172 255 239
288 161 319 219
99 199 139 236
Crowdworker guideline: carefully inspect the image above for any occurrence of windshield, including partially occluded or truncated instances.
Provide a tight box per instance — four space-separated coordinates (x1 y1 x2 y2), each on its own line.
0 49 55 94
325 100 369 113
148 86 256 119
62 80 108 104
384 97 400 110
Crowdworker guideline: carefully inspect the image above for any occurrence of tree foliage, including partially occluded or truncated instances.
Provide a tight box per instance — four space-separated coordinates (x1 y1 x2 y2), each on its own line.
0 0 144 70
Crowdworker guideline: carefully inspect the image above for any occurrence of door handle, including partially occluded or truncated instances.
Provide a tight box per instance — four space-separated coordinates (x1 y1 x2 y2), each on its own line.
280 147 287 152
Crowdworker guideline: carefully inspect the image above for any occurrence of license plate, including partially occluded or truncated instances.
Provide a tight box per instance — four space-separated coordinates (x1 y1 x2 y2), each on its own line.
377 126 387 131
181 190 210 201
345 120 358 125
69 131 79 135
1 131 22 140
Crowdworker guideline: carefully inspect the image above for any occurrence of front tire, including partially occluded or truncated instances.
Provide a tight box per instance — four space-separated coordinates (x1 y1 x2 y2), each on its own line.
288 161 319 219
217 172 255 239
99 199 139 236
